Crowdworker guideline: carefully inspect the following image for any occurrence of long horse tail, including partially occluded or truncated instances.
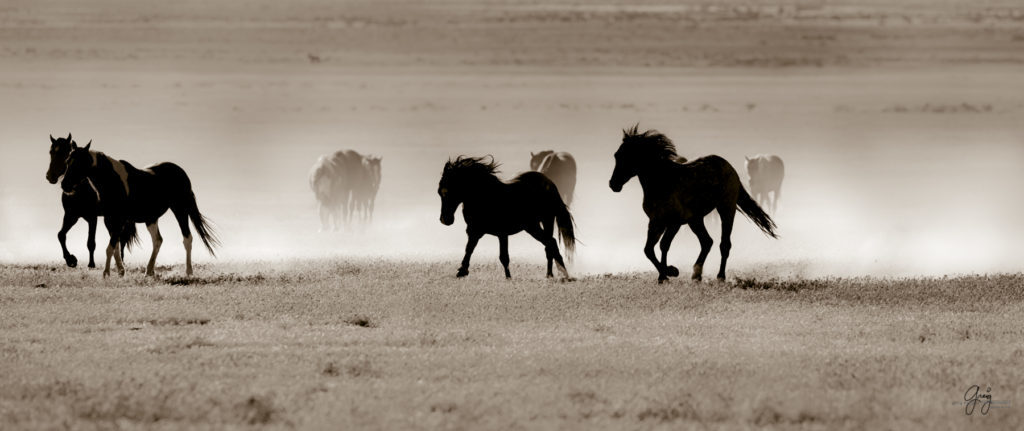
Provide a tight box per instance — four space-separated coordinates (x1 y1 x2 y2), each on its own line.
736 187 779 238
185 191 221 256
120 223 141 252
554 196 577 261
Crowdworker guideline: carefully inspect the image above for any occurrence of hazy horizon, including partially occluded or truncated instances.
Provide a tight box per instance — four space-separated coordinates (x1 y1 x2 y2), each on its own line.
2 0 1023 278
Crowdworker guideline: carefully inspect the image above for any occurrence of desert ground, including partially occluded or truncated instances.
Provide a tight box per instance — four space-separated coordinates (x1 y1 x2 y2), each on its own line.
1 0 1023 429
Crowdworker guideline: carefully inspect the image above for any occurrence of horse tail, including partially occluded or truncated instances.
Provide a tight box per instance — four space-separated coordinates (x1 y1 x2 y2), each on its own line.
554 196 576 261
736 187 779 238
120 222 141 252
185 191 221 256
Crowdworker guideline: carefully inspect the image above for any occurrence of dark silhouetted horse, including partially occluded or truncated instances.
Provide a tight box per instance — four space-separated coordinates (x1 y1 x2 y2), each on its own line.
45 134 137 268
529 151 577 207
60 141 219 277
609 125 777 283
745 154 785 214
309 150 376 231
438 156 575 279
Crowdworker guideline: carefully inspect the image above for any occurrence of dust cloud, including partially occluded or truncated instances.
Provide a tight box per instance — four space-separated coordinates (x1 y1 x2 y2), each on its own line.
1 1 1023 278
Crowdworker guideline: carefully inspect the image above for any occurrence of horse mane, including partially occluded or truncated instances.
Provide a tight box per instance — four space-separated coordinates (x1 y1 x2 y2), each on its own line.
444 155 501 178
622 124 680 160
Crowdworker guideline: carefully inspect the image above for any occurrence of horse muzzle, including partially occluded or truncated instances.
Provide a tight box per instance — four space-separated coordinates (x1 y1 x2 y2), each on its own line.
440 214 455 226
609 179 623 193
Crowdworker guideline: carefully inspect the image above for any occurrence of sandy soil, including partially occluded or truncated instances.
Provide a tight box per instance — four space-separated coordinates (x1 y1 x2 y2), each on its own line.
1 0 1023 278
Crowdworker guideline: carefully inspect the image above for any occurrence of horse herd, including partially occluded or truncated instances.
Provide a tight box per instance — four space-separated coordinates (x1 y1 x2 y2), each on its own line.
44 126 784 283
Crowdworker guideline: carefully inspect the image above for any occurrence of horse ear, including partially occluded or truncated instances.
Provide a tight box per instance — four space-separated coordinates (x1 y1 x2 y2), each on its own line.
84 140 91 151
67 133 72 141
744 156 750 161
50 134 56 144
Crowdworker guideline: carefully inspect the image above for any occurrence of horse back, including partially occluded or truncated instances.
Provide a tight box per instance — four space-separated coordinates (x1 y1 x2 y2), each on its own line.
539 152 576 186
748 155 784 185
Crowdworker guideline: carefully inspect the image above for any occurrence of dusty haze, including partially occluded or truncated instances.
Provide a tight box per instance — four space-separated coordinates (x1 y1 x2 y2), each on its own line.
1 0 1022 277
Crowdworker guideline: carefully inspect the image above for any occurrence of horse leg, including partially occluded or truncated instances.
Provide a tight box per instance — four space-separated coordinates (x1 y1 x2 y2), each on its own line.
717 208 735 281
318 202 330 232
688 219 714 281
457 230 483 278
543 220 555 277
498 235 511 279
58 214 79 267
772 186 781 214
101 218 124 277
644 221 668 282
526 225 570 280
172 209 194 276
145 222 163 277
86 216 98 268
659 223 682 278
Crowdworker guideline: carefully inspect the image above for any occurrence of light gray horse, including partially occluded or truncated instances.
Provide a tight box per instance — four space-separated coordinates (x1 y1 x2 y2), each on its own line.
529 151 577 207
744 154 785 214
309 150 376 231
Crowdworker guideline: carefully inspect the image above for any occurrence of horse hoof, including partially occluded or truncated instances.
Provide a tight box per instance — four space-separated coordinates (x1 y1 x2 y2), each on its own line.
66 256 78 268
717 275 727 282
665 266 680 277
691 274 702 282
456 268 469 278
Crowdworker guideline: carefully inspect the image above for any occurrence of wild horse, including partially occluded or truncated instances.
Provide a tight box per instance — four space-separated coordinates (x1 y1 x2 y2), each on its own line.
60 140 219 277
529 150 577 207
46 134 137 267
609 125 778 283
438 156 576 280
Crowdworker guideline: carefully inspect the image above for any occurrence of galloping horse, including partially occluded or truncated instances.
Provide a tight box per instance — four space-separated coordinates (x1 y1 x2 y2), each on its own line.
60 141 219 277
529 151 577 207
438 156 576 280
45 134 137 268
609 125 778 283
745 154 785 214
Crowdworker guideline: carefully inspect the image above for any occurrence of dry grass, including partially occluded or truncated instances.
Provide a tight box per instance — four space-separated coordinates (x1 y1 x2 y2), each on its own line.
1 260 1021 430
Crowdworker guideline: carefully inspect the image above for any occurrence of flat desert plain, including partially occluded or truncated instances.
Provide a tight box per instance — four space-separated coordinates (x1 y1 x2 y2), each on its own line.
1 0 1023 429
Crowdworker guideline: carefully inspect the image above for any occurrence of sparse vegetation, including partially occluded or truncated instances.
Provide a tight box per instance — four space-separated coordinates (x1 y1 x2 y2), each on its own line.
1 260 1021 429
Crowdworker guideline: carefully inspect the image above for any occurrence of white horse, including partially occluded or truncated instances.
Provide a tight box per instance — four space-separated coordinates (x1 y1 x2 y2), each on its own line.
744 154 785 214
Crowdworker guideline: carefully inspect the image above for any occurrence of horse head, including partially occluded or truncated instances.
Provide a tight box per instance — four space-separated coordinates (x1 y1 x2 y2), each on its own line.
46 133 74 184
438 156 499 226
60 140 92 195
610 124 679 192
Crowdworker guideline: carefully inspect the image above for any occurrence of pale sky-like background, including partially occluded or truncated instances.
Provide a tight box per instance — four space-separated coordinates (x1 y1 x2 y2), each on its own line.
1 0 1022 277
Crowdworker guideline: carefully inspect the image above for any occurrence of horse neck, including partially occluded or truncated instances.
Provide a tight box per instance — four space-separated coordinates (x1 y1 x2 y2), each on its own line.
87 151 126 195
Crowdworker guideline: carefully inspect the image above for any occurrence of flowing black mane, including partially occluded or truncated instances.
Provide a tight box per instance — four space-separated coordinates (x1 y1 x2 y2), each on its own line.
621 124 679 160
444 155 501 178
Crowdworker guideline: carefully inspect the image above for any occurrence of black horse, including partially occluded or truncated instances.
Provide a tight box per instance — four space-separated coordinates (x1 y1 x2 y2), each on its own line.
609 125 777 283
60 141 220 277
438 156 576 279
45 134 137 268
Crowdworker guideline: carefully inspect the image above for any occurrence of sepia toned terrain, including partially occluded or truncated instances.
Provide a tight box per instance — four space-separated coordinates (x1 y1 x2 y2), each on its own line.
1 0 1022 429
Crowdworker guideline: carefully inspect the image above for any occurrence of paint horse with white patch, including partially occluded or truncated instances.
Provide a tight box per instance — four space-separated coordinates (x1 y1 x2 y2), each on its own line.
60 141 220 277
45 134 138 268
